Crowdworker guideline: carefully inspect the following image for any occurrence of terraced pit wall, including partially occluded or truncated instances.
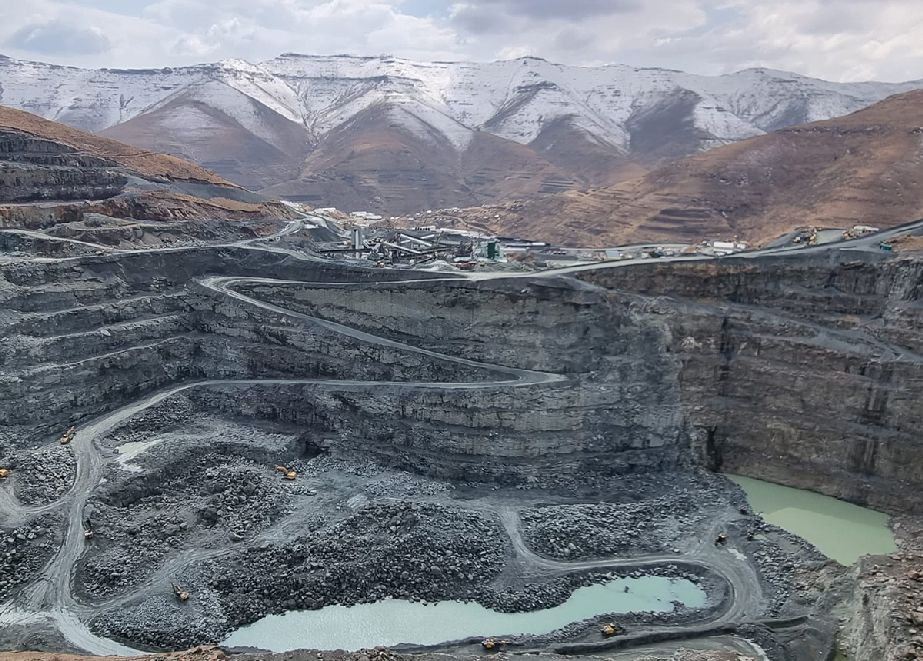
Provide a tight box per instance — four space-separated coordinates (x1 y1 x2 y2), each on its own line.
226 277 687 482
577 251 923 513
0 248 689 484
0 250 454 436
0 130 126 202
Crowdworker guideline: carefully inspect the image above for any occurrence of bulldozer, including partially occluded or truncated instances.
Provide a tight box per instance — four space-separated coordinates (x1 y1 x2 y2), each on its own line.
600 622 622 637
172 583 190 603
59 426 76 445
0 468 9 479
273 465 297 481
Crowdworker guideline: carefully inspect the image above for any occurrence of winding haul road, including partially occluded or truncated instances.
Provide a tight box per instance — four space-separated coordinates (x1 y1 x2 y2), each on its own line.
3 214 917 656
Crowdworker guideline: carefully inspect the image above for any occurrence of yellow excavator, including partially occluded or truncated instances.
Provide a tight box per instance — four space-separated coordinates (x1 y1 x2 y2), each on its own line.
0 468 9 479
172 583 190 603
600 622 622 637
273 465 297 481
59 426 76 445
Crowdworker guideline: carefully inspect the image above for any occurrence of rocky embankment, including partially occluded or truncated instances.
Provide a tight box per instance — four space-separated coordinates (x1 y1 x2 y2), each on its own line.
519 471 734 558
840 516 923 660
0 513 63 601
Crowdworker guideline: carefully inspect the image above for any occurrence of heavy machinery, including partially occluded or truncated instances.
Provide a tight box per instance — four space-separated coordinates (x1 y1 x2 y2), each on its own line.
600 622 622 637
715 533 728 546
481 638 509 651
273 465 297 481
172 583 190 603
59 426 76 445
0 468 9 479
83 518 94 540
793 227 819 246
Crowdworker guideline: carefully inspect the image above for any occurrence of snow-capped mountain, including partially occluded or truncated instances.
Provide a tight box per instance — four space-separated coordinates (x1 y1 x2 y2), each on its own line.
2 52 919 213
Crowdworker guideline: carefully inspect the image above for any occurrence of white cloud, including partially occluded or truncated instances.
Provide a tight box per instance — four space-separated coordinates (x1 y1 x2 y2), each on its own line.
0 0 920 82
8 19 111 55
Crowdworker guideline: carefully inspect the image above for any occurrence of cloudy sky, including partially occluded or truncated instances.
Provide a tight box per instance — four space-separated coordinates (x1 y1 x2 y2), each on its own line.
2 0 921 82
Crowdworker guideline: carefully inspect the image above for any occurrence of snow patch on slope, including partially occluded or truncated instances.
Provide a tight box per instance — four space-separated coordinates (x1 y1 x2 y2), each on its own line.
1 53 921 158
388 101 474 150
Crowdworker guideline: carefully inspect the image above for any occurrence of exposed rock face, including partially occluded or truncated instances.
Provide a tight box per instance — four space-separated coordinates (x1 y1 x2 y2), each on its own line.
840 515 923 660
577 251 923 513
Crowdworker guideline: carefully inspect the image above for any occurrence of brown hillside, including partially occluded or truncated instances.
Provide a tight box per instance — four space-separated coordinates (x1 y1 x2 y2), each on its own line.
100 90 310 191
482 90 923 246
262 103 599 213
0 106 233 186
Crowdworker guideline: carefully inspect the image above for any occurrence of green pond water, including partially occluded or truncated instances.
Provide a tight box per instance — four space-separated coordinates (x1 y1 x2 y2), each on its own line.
729 475 896 565
222 576 706 652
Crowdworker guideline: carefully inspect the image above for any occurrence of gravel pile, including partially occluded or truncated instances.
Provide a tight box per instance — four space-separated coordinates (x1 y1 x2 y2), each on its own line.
0 514 61 600
5 445 76 506
743 521 827 616
77 451 293 599
102 395 195 447
78 505 190 598
211 501 506 622
91 595 226 651
311 455 452 499
195 464 294 538
520 495 700 559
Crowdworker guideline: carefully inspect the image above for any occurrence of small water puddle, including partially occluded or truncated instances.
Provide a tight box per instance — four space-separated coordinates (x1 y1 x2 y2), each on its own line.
223 576 706 652
729 475 896 565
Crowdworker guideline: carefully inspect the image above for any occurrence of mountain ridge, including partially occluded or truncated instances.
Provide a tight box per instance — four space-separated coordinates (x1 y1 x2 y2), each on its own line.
2 52 921 214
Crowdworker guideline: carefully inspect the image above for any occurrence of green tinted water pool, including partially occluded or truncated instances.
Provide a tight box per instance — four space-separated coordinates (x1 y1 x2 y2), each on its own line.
729 475 896 565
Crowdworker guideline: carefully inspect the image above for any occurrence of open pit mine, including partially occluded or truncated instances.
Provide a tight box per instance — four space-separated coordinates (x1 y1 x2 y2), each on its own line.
0 107 922 661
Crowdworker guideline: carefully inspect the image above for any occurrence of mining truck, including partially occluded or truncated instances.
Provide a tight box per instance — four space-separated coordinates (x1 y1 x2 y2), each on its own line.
59 426 76 445
274 465 297 481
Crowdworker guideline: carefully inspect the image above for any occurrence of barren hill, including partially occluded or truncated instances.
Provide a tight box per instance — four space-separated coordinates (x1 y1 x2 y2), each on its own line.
462 89 923 246
0 106 232 186
0 105 295 250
